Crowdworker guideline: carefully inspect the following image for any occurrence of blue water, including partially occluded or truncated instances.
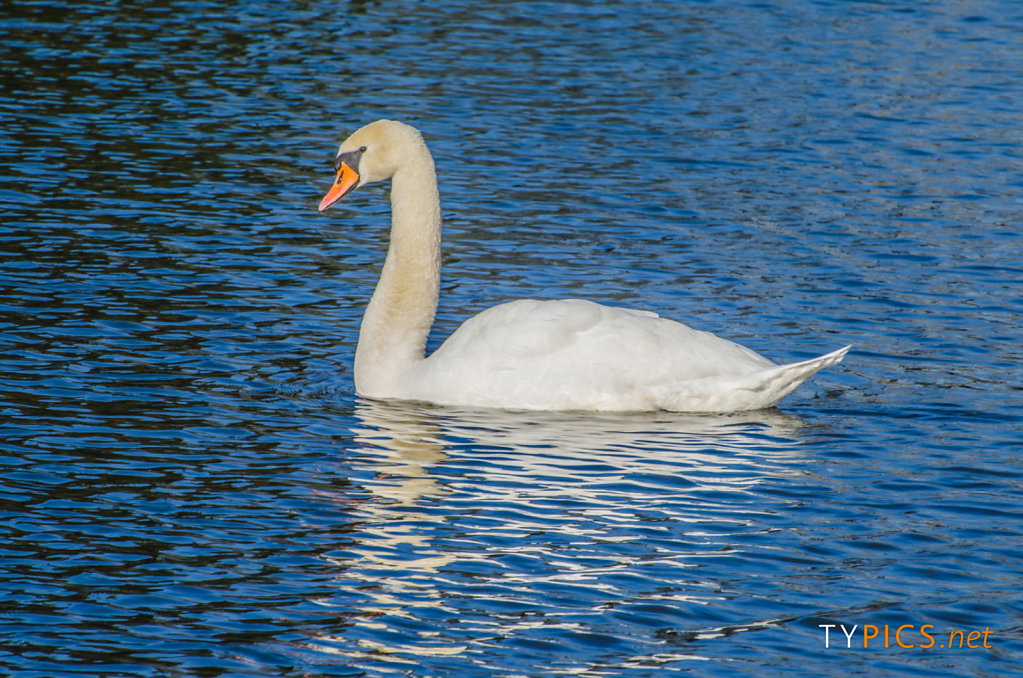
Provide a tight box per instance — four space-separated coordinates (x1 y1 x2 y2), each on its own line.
2 1 1022 676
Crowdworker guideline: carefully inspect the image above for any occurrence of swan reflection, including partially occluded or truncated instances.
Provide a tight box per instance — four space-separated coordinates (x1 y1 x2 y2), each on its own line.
348 397 809 505
311 399 813 664
347 401 449 506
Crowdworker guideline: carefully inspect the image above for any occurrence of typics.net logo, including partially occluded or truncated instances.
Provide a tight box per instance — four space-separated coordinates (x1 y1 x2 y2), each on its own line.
820 623 993 650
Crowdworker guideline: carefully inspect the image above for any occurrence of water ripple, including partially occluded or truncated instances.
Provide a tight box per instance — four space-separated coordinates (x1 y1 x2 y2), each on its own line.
3 1 1023 676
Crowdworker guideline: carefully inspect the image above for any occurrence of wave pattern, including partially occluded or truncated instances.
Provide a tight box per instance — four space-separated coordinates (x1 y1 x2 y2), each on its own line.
2 1 1022 676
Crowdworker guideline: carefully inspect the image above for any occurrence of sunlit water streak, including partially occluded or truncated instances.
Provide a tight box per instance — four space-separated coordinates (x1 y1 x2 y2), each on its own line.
2 1 1022 677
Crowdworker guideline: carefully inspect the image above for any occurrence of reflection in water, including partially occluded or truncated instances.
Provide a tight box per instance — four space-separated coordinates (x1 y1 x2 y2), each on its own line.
312 399 812 665
351 397 808 502
349 401 450 506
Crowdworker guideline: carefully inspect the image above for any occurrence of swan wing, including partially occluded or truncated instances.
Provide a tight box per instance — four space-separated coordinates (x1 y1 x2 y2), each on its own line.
407 299 800 411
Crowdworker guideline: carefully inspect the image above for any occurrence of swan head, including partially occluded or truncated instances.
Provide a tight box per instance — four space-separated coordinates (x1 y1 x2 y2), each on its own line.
318 119 424 212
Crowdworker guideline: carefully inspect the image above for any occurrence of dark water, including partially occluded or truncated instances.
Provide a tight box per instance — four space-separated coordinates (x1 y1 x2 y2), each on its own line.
2 1 1022 676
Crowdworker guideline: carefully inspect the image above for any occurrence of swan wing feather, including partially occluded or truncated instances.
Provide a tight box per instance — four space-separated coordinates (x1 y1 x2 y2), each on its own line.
405 299 811 411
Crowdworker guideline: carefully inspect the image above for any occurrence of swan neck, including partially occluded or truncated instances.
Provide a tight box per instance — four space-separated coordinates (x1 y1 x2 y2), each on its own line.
354 145 441 397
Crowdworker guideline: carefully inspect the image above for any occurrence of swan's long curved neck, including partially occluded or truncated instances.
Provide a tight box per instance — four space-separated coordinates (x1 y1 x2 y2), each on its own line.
354 143 441 397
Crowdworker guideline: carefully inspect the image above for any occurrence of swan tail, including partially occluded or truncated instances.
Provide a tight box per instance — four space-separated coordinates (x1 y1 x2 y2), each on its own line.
742 344 851 409
657 345 851 413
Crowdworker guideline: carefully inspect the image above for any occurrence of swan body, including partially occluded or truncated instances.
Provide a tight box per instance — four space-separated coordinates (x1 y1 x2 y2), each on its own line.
319 120 849 413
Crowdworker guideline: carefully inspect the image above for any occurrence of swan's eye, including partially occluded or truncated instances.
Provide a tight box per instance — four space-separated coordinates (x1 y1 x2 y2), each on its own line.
334 146 367 170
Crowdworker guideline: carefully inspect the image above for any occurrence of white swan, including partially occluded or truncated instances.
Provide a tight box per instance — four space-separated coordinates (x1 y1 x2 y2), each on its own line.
319 119 849 413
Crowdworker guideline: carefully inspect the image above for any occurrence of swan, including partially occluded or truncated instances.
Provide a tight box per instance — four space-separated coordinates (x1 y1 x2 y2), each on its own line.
319 119 849 413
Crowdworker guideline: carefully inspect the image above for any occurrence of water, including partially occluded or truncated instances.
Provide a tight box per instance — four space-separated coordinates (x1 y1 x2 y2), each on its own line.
2 0 1022 675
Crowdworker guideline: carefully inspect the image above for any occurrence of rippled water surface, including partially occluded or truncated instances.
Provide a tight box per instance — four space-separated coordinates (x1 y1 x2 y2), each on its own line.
3 1 1023 676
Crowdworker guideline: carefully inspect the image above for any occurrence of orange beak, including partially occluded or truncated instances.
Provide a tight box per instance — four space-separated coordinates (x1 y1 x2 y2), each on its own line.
318 162 360 212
